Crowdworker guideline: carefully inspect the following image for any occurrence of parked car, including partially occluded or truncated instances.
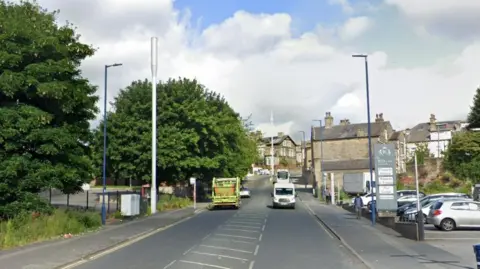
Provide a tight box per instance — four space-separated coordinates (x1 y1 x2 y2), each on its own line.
401 197 471 223
396 190 426 207
240 186 251 198
427 200 480 231
351 193 376 207
397 193 471 216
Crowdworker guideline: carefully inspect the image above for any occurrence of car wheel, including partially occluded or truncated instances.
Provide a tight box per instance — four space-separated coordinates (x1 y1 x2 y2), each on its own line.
440 218 456 231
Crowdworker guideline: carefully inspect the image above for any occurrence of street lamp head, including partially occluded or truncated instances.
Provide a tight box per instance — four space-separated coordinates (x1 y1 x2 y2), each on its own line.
106 63 123 68
352 54 367 58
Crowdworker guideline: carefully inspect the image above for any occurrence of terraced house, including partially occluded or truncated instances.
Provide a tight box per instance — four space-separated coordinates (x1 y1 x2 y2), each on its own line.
258 132 298 169
309 112 407 189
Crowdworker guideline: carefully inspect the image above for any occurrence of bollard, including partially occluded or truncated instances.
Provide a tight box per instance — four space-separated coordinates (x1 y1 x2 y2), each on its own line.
473 244 480 269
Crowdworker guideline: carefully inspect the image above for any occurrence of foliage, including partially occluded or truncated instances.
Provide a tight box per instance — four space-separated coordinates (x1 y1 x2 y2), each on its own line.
443 131 480 183
280 157 289 167
467 87 480 129
0 1 98 219
407 143 430 165
156 195 192 211
0 209 101 249
91 78 257 185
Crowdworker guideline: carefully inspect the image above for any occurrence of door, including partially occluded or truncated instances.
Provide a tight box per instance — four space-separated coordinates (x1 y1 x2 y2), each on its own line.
449 202 470 227
466 202 480 227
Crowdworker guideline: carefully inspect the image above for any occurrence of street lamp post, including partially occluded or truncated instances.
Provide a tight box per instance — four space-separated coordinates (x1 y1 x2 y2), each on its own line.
352 54 375 226
102 63 123 225
151 37 158 214
313 120 324 199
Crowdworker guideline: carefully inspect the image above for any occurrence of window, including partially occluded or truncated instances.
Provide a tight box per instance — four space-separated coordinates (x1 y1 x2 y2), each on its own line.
450 202 469 210
275 188 293 195
281 148 286 156
468 202 480 211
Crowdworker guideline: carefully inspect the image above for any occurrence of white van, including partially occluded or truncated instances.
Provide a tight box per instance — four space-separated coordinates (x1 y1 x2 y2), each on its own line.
275 169 290 184
271 182 296 209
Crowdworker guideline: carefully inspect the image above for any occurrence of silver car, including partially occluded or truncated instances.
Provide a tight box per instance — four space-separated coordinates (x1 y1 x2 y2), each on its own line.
427 199 480 231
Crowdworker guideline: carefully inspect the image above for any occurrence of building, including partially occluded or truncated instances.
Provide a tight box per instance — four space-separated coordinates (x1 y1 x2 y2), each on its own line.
262 132 298 168
295 144 303 167
310 112 406 189
405 114 466 158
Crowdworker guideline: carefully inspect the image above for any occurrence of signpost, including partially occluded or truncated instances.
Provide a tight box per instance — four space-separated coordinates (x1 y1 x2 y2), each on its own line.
190 177 196 210
374 143 397 217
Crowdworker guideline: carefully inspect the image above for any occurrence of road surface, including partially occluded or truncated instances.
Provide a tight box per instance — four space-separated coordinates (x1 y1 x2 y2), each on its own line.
72 177 366 269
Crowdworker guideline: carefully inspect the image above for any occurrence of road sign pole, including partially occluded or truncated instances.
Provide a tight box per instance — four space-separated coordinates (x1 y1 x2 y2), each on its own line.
194 181 197 210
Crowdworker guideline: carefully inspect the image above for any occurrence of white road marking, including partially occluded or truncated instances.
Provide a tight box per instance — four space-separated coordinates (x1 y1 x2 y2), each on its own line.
178 260 230 269
261 225 265 231
208 237 257 245
264 218 267 223
216 234 258 240
199 245 253 253
227 221 264 226
163 260 177 269
234 217 265 220
258 234 263 241
221 228 261 233
224 224 261 229
254 245 259 256
249 261 255 269
191 251 249 261
183 245 197 255
202 233 212 240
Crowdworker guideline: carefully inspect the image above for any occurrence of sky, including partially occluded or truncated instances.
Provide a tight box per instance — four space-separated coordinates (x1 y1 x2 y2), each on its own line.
15 0 480 141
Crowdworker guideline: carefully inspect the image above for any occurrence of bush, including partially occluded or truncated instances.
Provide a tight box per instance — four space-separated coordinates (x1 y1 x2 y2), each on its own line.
0 209 101 249
156 195 192 211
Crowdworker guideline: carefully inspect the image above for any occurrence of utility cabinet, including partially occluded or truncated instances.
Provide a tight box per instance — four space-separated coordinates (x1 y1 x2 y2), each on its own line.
121 194 141 216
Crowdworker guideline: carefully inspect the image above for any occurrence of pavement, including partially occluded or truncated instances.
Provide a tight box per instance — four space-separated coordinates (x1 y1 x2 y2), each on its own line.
34 174 368 269
298 191 476 269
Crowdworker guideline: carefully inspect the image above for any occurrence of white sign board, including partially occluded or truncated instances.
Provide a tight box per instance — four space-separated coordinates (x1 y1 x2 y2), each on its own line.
378 177 394 185
189 177 196 185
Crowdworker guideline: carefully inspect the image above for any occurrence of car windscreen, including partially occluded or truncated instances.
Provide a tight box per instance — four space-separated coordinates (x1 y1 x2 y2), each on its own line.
275 188 293 195
277 171 289 179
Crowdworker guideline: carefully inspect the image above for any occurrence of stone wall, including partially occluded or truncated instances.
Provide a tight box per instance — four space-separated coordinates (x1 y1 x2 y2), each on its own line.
312 138 370 161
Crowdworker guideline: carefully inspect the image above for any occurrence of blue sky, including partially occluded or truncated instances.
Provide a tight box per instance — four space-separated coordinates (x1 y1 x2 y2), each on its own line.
174 0 349 34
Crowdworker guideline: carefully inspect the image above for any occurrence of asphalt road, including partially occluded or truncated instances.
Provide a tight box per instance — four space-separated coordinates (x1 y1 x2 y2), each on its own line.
73 176 366 269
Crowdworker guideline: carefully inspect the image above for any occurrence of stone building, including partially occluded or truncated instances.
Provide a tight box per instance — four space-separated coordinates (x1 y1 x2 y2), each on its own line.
261 132 298 168
309 112 406 189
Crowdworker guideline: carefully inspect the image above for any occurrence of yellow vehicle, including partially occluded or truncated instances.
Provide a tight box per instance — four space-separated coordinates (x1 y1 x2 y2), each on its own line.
211 177 241 209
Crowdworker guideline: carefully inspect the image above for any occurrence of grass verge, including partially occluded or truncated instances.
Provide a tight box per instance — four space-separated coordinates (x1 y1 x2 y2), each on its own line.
0 209 101 250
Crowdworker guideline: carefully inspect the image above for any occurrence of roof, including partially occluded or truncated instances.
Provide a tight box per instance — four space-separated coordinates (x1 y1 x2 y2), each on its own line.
312 121 392 141
262 135 297 146
389 131 402 141
406 121 460 143
274 182 294 188
322 159 373 171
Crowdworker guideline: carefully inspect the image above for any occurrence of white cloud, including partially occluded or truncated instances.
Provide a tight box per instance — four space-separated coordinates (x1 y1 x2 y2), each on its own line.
338 16 373 41
385 0 480 39
329 0 354 14
14 0 480 138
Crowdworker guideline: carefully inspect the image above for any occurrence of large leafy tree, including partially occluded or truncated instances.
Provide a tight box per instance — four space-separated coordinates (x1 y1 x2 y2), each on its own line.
0 1 98 218
92 78 256 186
443 132 480 182
468 87 480 129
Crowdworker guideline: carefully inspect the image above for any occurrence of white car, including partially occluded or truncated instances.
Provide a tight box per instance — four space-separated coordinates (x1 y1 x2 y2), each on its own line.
240 187 251 198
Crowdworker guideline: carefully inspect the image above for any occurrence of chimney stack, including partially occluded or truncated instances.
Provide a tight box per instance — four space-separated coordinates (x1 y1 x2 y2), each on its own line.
429 114 436 131
339 119 350 126
278 132 284 137
356 128 365 137
375 113 384 123
325 112 333 128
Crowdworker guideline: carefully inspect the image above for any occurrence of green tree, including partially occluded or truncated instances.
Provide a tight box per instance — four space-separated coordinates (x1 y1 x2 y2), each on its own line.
443 131 480 182
92 78 256 186
0 1 98 218
407 143 431 165
468 87 480 129
280 157 289 167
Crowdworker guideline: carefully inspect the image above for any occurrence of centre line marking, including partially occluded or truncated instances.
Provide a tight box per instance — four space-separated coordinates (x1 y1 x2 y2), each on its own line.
200 245 252 253
191 251 249 261
249 261 255 269
163 260 176 269
227 221 264 225
254 245 259 256
259 234 263 241
202 233 212 240
183 245 197 255
224 224 261 229
178 260 230 269
261 225 265 231
208 237 257 244
222 228 261 233
216 233 258 240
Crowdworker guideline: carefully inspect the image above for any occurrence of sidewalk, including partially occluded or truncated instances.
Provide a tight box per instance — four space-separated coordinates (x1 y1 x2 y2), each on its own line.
0 205 206 269
298 192 475 269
